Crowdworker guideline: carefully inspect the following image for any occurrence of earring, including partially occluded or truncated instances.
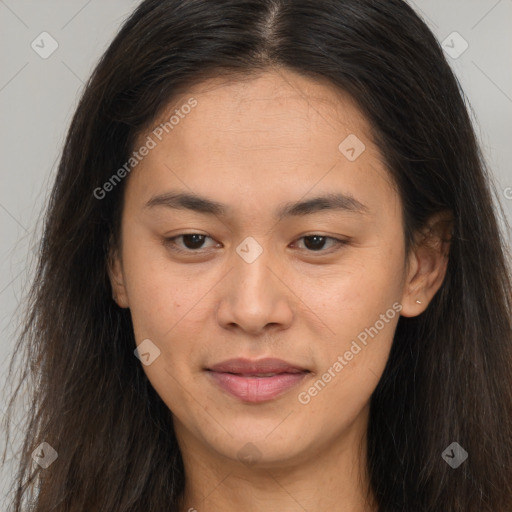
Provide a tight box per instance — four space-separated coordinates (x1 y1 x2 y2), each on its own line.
416 299 422 304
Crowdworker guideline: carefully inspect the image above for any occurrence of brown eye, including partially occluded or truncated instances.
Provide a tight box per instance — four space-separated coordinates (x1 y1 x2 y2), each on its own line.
294 235 349 253
181 234 207 249
303 235 328 251
163 233 218 253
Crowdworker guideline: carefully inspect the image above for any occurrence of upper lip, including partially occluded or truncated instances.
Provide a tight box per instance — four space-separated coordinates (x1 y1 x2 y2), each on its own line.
207 358 309 375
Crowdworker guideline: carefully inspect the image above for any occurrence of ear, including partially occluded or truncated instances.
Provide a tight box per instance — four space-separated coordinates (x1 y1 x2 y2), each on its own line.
107 236 130 308
400 211 453 317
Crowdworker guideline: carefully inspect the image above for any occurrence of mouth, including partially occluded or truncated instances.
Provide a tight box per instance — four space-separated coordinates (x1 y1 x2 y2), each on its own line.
205 358 311 403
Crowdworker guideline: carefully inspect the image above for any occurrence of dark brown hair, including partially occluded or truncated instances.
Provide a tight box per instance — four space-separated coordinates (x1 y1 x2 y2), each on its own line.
2 0 512 510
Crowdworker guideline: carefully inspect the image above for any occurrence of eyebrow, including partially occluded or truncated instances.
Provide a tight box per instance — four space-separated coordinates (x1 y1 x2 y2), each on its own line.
144 191 370 219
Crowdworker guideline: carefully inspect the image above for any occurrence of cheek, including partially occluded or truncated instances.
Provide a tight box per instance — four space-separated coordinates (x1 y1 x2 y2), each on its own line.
121 235 209 339
297 238 404 398
299 285 399 435
123 251 210 410
301 242 404 338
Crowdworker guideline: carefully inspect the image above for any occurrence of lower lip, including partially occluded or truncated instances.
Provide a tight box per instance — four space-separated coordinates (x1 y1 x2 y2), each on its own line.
207 371 309 403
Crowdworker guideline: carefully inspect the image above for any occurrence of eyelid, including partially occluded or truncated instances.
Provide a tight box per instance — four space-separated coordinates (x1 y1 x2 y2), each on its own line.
290 235 349 253
162 233 218 253
162 233 350 255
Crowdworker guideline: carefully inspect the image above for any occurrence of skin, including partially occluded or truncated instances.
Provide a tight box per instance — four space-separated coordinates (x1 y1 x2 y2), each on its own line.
109 68 451 512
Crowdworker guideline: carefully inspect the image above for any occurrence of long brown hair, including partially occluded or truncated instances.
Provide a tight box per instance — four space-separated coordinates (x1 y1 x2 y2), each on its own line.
2 0 512 510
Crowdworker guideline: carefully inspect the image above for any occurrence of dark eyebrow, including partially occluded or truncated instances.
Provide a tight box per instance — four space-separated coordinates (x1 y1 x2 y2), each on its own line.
276 193 369 219
144 191 370 218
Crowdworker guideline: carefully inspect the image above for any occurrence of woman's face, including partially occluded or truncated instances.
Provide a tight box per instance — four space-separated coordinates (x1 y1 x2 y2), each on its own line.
110 69 423 468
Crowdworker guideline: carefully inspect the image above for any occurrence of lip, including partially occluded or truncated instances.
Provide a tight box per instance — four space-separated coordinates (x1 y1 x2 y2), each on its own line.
208 357 308 375
205 358 310 403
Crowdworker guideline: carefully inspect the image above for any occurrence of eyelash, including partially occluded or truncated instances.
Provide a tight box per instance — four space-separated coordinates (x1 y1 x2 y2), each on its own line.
162 233 350 255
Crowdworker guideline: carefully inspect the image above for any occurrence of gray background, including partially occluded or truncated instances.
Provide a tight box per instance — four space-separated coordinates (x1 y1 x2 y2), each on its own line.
1 0 511 507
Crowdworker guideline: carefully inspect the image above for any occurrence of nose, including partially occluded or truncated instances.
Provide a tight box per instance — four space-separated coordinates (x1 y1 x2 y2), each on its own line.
216 245 294 335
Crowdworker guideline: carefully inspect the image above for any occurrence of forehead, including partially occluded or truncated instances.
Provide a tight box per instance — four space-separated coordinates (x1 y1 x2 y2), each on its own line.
146 69 375 149
128 69 398 218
